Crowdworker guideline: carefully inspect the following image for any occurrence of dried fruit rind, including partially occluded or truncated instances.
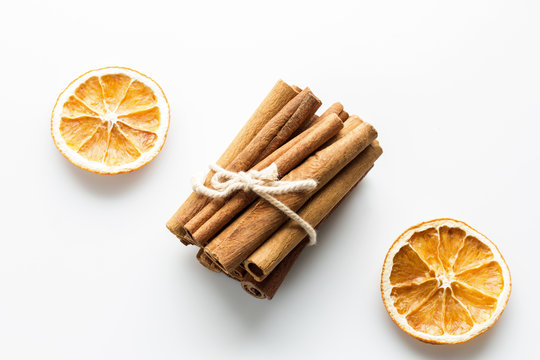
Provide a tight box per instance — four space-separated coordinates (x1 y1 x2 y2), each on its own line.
381 219 511 344
51 67 169 174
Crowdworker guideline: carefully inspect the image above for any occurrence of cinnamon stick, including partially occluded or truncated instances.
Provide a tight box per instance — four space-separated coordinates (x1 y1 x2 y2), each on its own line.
189 113 344 246
322 115 363 146
221 88 320 173
319 102 344 121
228 266 247 281
197 247 245 279
256 92 322 161
296 102 344 135
166 80 299 242
183 91 322 242
182 88 320 242
241 145 381 298
244 141 383 281
338 110 349 121
196 248 221 273
255 111 359 174
242 240 307 299
204 121 378 272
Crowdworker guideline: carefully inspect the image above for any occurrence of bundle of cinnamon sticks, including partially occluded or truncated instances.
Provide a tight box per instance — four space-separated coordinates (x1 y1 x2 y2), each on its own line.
167 80 382 299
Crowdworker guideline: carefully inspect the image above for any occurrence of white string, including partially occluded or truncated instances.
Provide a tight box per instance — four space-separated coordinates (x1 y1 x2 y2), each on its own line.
191 163 318 245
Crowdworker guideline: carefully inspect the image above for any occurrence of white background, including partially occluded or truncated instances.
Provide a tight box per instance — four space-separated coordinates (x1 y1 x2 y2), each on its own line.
1 1 539 359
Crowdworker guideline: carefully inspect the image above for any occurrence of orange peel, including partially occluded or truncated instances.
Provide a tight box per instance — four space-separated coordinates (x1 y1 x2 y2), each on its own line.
51 67 169 174
381 219 511 344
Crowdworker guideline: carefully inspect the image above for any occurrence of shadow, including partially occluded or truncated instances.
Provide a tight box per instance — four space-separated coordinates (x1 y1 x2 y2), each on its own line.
173 246 278 330
167 180 379 330
244 175 509 356
64 154 159 197
283 178 373 286
181 179 378 331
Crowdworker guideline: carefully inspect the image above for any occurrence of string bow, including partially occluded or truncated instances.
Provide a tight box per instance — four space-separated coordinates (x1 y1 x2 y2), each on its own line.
191 163 318 245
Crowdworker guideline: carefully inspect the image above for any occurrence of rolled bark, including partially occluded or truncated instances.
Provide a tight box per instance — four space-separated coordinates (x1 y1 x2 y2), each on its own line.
242 240 307 299
244 141 383 281
166 80 299 242
256 92 322 161
241 146 380 298
189 114 344 246
228 266 247 281
220 88 320 173
319 103 344 121
205 121 378 273
197 249 245 280
183 89 321 241
321 115 363 146
196 248 221 273
296 102 344 135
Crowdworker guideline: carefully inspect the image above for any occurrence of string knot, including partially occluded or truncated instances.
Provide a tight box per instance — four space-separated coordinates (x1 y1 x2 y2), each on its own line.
191 163 319 245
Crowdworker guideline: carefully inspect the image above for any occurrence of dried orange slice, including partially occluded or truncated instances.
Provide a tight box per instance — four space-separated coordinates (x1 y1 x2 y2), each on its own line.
381 219 510 344
51 67 169 174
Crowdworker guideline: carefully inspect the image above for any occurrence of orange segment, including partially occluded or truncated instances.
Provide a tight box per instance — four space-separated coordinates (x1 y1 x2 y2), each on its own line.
451 281 497 323
100 74 132 112
390 279 438 315
409 228 444 274
117 121 157 153
104 124 141 166
116 80 157 115
60 117 102 151
444 289 474 335
455 261 504 297
406 289 445 336
438 226 466 272
74 76 107 115
77 122 109 162
381 219 511 344
389 245 432 286
62 96 99 118
453 236 494 273
118 106 160 132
